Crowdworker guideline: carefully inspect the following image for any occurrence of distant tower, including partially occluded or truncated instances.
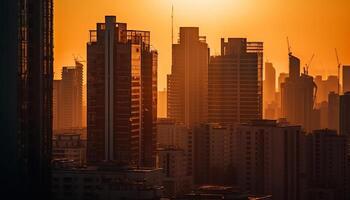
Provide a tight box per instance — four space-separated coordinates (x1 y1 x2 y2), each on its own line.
167 27 209 127
281 52 317 132
60 62 83 130
208 38 263 124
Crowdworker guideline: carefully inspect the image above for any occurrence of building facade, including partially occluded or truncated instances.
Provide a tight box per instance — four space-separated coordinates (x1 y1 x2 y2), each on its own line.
235 120 306 200
281 53 317 132
208 38 263 125
306 129 348 200
60 61 83 130
194 123 234 185
0 0 53 198
87 16 157 166
157 118 193 177
343 66 350 94
52 165 164 200
167 27 209 128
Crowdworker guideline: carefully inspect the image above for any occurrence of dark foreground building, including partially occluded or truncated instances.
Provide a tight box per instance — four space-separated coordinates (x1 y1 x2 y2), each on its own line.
0 0 53 198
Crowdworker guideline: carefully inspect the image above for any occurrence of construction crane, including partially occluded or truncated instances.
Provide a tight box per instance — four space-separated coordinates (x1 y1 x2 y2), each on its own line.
304 54 315 75
335 49 341 94
287 37 292 56
73 55 86 67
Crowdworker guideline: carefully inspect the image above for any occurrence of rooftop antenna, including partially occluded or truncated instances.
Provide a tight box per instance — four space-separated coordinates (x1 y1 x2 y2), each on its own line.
171 5 174 45
335 48 341 94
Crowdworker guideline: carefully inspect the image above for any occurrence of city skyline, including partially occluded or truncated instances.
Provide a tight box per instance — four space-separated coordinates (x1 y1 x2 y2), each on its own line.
1 1 350 199
55 0 350 90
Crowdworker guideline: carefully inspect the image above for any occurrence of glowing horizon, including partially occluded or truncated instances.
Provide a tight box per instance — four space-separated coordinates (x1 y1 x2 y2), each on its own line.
55 0 350 89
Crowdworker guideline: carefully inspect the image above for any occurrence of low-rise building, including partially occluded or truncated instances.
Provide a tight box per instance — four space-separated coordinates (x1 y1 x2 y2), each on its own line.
52 164 164 200
52 133 86 167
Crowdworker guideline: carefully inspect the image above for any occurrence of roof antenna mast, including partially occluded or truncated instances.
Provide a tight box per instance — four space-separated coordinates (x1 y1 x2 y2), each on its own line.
171 5 174 45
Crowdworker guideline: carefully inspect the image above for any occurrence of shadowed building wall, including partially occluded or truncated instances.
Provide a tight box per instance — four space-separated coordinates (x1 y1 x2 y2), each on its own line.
167 27 209 128
0 0 53 198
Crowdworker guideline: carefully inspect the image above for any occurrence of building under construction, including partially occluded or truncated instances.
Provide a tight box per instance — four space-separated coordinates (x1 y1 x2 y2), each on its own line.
281 53 317 132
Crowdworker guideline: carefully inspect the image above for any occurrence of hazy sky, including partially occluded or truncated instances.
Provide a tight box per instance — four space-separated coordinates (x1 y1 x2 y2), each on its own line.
55 0 350 89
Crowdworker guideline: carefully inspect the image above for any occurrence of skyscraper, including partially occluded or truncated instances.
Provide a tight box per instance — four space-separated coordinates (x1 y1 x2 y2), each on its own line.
208 38 263 124
167 27 209 128
281 53 317 132
87 16 157 166
328 92 339 133
340 92 350 137
343 65 350 94
60 61 83 130
139 33 158 167
264 62 276 104
0 0 53 198
158 89 167 118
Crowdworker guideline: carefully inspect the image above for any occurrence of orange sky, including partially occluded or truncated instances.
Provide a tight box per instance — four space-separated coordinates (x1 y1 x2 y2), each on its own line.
55 0 350 89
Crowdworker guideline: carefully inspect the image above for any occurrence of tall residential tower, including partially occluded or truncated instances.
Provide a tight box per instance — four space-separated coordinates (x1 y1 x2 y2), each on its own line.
87 16 157 167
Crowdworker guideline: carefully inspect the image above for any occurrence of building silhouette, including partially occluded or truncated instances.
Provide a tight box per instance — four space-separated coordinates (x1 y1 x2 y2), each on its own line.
194 123 234 185
167 27 209 128
343 66 350 94
60 61 83 130
281 53 317 132
157 89 167 118
340 92 350 136
328 92 339 133
264 62 276 104
235 120 306 200
157 118 193 177
0 0 53 198
208 38 263 124
314 75 339 104
53 80 62 131
306 129 348 200
87 16 157 167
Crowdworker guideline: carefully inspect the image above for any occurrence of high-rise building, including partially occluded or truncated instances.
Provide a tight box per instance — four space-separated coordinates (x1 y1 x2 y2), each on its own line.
328 92 339 133
167 27 209 128
208 38 263 124
194 123 234 185
0 0 53 198
281 53 317 132
278 73 289 92
340 92 350 137
235 120 306 200
87 16 157 166
314 75 339 103
53 80 62 131
139 33 158 167
60 61 83 130
343 66 350 94
82 84 87 128
158 89 167 118
306 129 348 200
264 62 276 104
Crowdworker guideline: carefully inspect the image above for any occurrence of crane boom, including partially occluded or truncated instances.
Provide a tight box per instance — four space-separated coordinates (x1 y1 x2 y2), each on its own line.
335 48 341 94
